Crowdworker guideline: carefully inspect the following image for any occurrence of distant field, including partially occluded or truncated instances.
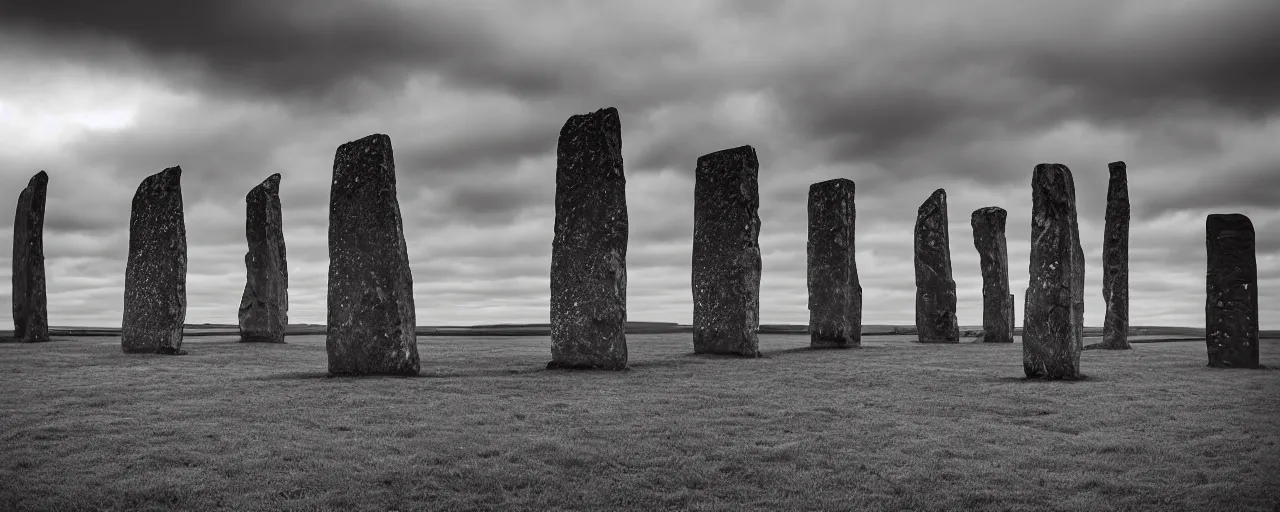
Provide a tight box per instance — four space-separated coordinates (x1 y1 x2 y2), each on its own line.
2 333 1278 511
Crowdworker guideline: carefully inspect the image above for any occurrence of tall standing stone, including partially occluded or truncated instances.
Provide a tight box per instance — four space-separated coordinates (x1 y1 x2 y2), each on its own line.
1024 163 1085 379
549 107 628 370
121 166 187 354
12 171 49 343
239 173 288 344
326 134 419 376
807 178 861 348
1101 161 1131 349
914 188 959 343
1205 214 1259 368
692 145 762 357
971 207 1012 343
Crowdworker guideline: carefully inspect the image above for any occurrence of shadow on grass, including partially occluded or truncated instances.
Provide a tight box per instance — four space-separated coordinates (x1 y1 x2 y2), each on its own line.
993 374 1095 383
250 371 419 381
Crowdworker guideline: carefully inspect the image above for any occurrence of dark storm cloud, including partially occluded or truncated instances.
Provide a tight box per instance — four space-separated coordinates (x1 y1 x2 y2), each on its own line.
1141 160 1280 219
1 0 532 99
1013 1 1280 120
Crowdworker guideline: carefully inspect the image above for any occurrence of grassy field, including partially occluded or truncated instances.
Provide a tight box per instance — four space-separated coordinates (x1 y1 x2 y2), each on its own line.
2 334 1278 511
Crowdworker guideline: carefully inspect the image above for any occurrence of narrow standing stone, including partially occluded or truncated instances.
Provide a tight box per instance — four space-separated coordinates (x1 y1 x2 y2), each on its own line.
971 207 1012 343
239 173 288 343
1024 164 1085 379
692 145 762 357
12 171 49 343
914 188 959 343
1101 161 1131 349
1205 214 1259 368
549 107 628 369
1009 294 1016 334
326 134 419 376
122 166 187 354
807 178 861 348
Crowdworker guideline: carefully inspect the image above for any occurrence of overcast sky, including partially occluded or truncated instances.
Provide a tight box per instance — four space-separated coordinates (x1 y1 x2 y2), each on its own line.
1 0 1278 328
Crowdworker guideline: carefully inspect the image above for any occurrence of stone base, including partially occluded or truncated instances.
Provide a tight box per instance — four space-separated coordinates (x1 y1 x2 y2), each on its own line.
1206 361 1265 370
240 335 286 343
328 368 418 377
810 336 859 349
692 346 762 357
1024 371 1088 381
545 360 629 371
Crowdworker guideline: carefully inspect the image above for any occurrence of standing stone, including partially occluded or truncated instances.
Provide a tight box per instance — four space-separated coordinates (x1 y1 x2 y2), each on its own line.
12 171 49 343
121 166 187 354
807 178 861 348
1101 161 1131 349
239 173 288 343
971 207 1012 343
1024 163 1085 379
326 134 419 376
692 145 762 357
1205 214 1259 368
549 107 628 370
1009 294 1016 334
914 188 959 343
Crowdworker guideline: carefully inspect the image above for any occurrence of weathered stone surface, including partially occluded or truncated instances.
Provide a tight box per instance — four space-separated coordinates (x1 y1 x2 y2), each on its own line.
1206 214 1259 368
1023 163 1085 379
692 145 762 357
326 134 419 376
239 173 288 344
914 188 959 343
971 206 1012 343
122 167 187 354
807 178 861 348
12 171 49 343
549 107 628 370
1100 161 1131 349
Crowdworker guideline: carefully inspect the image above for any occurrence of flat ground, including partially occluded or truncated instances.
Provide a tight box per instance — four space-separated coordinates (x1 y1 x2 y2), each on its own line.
2 334 1278 512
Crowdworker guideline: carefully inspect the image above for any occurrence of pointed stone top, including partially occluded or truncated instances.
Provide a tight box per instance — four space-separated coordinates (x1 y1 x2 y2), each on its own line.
698 145 756 164
1108 161 1126 169
139 166 182 189
918 188 947 218
28 171 48 188
259 173 282 192
811 178 854 192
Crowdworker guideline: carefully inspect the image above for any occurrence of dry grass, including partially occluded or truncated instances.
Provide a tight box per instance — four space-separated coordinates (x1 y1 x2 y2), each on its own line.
2 333 1278 511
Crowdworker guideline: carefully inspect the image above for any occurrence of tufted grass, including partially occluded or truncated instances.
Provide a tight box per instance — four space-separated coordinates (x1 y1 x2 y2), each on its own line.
2 333 1278 511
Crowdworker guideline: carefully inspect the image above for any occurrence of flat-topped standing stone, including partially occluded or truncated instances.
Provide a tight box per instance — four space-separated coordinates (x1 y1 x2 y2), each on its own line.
1206 214 1259 368
327 134 419 376
807 178 861 348
692 145 762 357
239 173 288 344
121 166 187 354
12 171 49 343
971 207 1012 343
549 107 628 370
914 188 959 343
1101 161 1131 349
1024 164 1085 379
